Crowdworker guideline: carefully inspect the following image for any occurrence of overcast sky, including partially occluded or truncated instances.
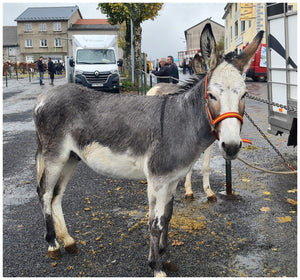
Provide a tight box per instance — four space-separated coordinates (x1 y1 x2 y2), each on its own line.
2 1 226 60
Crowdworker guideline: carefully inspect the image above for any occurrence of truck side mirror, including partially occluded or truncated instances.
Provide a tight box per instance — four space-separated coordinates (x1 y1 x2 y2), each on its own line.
69 59 74 67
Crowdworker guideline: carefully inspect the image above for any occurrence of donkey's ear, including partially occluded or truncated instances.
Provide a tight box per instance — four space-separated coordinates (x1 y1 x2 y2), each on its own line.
232 31 264 74
200 23 219 71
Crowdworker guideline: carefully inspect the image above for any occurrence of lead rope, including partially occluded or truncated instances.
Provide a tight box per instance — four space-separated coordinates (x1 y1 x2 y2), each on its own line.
240 111 297 175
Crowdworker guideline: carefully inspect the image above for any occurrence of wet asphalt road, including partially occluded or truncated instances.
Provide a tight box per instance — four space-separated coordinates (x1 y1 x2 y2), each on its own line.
2 76 297 277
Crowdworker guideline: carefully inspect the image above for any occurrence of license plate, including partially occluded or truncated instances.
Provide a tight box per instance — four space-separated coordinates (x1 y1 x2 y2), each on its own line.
91 83 103 87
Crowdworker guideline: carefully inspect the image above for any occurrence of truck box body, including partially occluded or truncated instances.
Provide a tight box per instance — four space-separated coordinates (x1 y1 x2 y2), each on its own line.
72 35 120 92
266 3 297 146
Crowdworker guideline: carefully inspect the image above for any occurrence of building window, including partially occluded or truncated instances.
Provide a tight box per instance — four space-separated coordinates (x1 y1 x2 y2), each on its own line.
54 38 62 47
26 56 34 63
54 22 62 31
40 39 47 47
235 3 238 12
235 21 238 37
230 26 232 42
249 20 252 28
241 21 245 33
25 23 32 32
40 23 47 32
25 39 33 47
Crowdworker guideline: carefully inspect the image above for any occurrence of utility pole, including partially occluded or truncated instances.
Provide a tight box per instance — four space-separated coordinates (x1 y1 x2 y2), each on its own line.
130 18 134 83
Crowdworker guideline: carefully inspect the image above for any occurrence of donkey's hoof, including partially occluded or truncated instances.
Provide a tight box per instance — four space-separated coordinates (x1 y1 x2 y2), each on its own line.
48 248 62 260
163 260 178 272
65 243 79 254
185 193 194 201
207 194 217 202
154 270 167 277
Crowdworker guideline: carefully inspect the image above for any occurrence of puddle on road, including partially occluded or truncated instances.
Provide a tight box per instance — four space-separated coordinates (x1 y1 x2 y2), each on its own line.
231 252 264 277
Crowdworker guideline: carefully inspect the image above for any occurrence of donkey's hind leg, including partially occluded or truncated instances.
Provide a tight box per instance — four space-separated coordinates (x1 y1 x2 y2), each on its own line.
36 152 66 259
147 180 178 277
184 169 194 199
52 152 80 255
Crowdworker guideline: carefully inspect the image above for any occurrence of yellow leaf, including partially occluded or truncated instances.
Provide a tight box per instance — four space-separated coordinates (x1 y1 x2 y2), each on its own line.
263 191 271 195
172 240 184 246
276 216 292 223
260 207 270 212
287 189 297 193
287 198 297 205
241 178 250 183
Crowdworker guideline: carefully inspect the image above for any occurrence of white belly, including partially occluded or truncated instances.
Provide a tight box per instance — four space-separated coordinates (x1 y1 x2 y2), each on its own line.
78 142 147 180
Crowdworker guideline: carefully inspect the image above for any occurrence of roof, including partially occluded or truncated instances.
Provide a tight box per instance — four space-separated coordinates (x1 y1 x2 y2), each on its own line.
184 18 224 33
15 6 82 22
3 26 18 46
69 19 120 31
74 19 109 25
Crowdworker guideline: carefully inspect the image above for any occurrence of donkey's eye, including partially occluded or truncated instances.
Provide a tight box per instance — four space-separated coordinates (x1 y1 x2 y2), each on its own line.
241 92 247 100
208 93 217 101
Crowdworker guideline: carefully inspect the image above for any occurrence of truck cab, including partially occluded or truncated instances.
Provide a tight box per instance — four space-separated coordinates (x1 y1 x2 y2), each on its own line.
246 43 267 82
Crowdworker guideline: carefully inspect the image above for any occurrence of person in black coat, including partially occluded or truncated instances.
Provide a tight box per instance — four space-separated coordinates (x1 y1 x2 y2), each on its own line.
151 58 171 83
35 56 45 85
47 57 55 85
167 56 179 84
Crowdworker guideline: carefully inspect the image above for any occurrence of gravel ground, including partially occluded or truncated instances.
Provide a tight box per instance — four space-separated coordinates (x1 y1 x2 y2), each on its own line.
2 75 297 277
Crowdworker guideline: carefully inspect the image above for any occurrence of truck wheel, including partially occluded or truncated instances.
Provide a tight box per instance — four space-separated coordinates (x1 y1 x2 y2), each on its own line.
257 76 267 82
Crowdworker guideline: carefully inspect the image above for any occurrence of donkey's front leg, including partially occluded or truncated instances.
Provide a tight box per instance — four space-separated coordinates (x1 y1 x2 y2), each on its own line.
147 180 178 277
202 144 217 201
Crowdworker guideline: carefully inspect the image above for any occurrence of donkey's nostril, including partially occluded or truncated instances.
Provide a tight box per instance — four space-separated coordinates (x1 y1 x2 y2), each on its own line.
239 141 242 148
221 141 241 159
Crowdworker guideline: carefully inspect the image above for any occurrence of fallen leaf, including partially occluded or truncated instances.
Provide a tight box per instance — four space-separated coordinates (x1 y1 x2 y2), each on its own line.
276 216 292 223
287 198 297 205
84 208 91 211
78 240 86 246
241 178 250 183
172 240 184 247
287 189 297 193
25 181 31 184
263 192 271 195
260 207 270 212
140 180 147 184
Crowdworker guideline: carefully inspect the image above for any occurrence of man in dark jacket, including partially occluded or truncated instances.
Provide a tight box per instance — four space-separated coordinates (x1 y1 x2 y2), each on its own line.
167 56 179 84
35 56 45 85
151 58 171 83
47 57 55 85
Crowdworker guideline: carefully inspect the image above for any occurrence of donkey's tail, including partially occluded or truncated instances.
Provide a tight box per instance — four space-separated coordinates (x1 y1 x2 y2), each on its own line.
35 131 45 187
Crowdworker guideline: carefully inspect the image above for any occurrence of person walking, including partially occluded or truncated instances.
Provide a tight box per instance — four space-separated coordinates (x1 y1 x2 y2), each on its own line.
167 55 179 84
47 57 55 85
35 56 45 85
151 58 171 83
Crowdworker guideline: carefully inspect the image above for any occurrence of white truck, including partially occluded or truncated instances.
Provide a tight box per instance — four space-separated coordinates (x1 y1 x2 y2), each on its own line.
265 3 297 146
68 35 120 93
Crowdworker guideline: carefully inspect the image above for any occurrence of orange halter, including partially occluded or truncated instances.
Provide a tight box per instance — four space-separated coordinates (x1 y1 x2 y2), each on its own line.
205 75 252 144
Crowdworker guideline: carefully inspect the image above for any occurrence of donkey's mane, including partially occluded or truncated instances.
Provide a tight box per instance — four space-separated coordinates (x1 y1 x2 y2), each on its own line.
166 73 206 96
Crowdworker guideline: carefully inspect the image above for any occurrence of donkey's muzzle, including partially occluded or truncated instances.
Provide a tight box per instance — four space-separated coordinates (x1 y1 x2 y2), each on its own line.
221 140 242 159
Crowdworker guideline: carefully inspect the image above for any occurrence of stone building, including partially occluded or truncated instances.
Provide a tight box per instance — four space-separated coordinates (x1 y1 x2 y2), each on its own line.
15 5 82 62
184 18 225 52
3 26 20 62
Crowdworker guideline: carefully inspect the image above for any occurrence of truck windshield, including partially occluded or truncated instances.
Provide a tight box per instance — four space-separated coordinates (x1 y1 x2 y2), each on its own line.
76 49 116 64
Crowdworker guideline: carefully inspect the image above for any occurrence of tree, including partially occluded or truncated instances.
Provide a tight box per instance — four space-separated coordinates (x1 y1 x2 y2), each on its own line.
98 3 163 85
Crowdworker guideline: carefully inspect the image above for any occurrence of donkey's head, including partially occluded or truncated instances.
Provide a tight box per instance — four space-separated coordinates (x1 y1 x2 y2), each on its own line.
200 23 263 160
